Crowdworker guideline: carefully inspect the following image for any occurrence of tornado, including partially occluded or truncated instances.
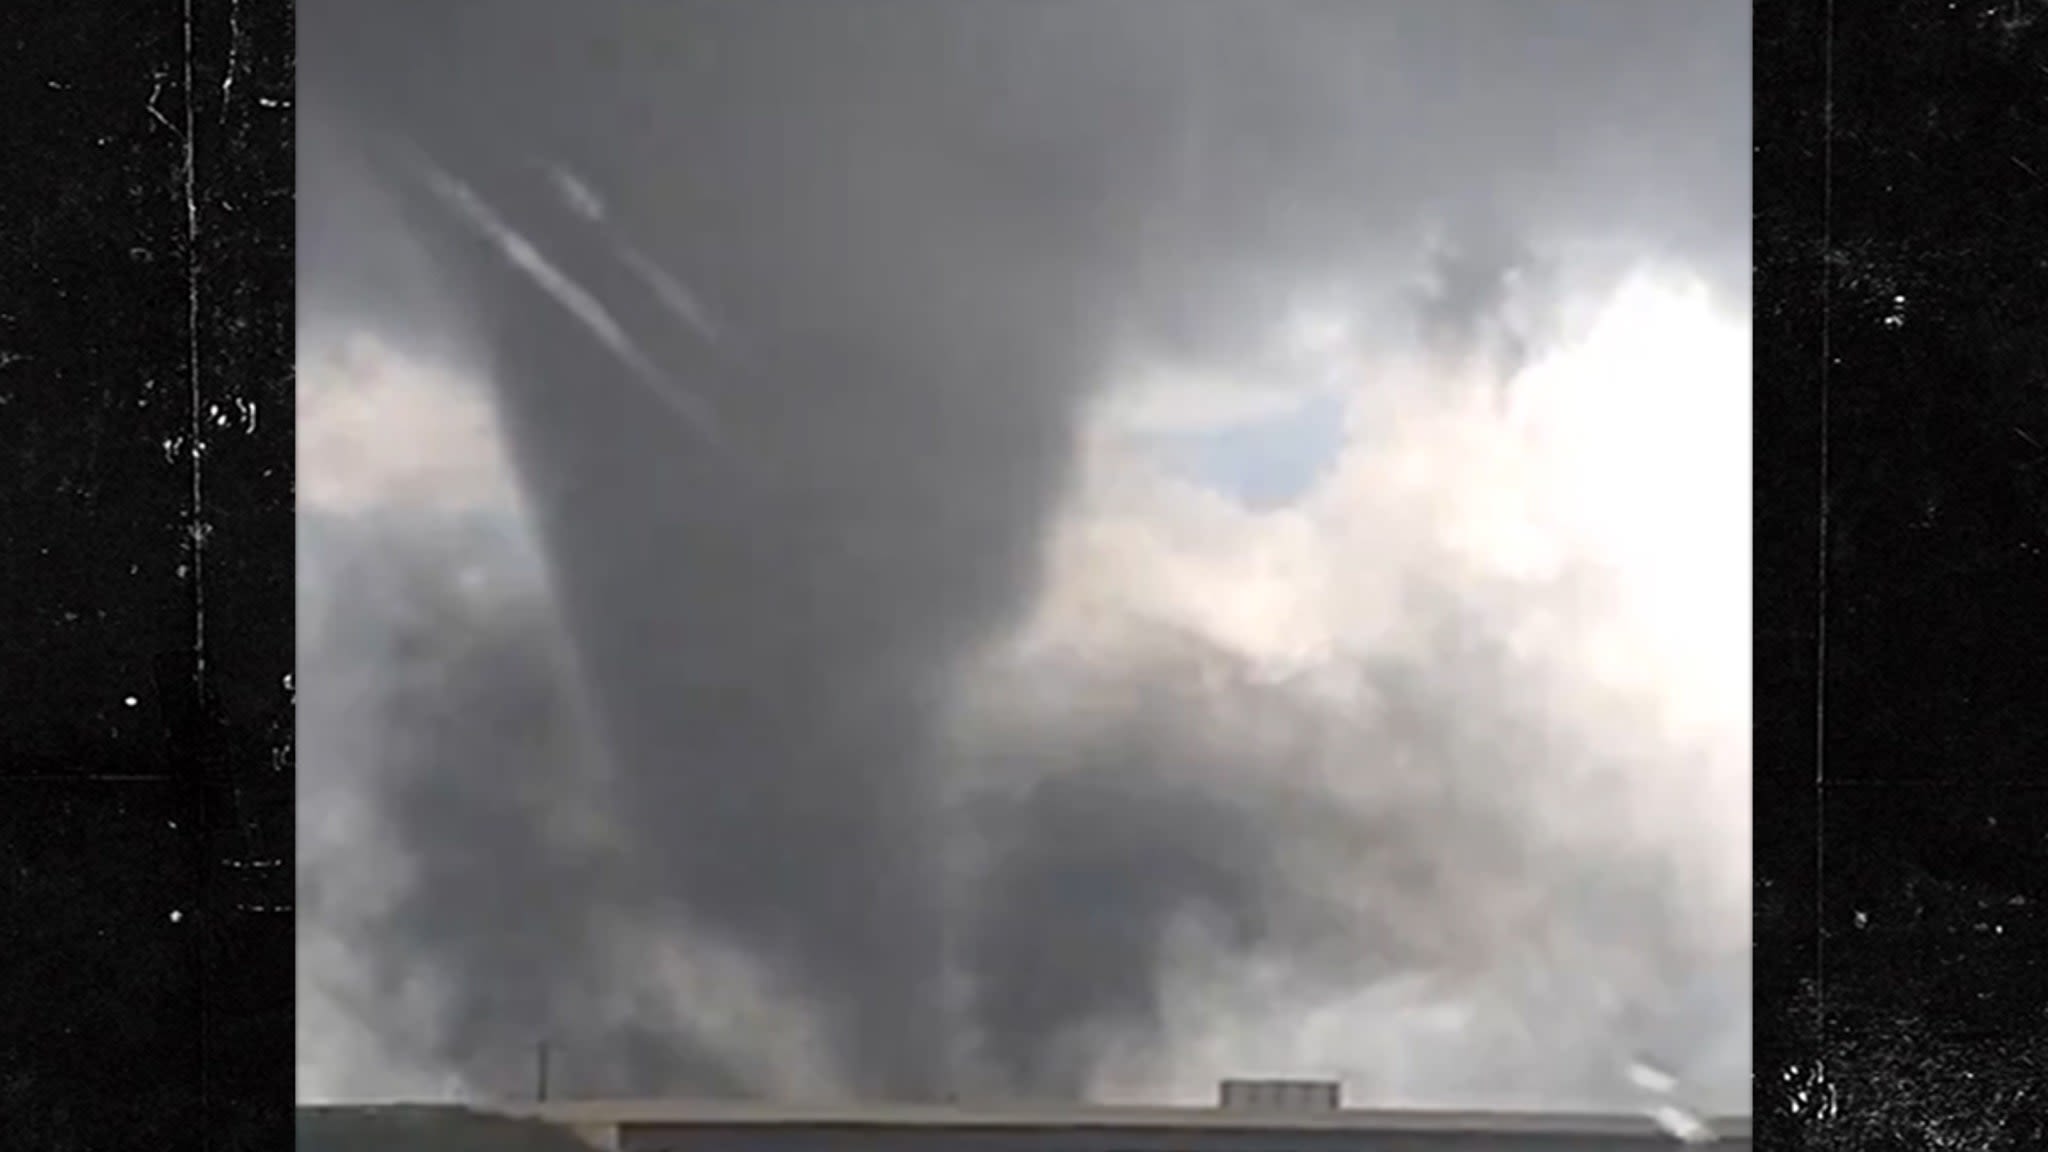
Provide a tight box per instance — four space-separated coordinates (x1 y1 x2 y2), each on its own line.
298 0 1751 1111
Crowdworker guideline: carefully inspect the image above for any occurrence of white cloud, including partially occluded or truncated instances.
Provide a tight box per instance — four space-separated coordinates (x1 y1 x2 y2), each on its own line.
298 333 519 517
977 260 1751 1104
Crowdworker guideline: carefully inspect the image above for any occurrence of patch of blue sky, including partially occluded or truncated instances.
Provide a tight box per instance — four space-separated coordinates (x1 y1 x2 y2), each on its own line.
1142 389 1348 511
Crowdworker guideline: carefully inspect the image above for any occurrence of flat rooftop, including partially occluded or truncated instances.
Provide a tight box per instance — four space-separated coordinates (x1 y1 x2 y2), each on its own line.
498 1099 1751 1142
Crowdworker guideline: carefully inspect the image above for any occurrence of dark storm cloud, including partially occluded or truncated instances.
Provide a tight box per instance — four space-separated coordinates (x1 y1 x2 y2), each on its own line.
1413 215 1540 381
299 0 1749 1103
954 672 1299 1097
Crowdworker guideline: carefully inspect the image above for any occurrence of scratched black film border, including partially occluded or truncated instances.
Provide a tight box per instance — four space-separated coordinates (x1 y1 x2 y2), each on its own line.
1752 1 1827 1147
1757 2 2048 1149
0 2 293 1150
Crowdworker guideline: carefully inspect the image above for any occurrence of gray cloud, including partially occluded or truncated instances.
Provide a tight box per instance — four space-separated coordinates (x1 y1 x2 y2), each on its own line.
299 0 1749 1108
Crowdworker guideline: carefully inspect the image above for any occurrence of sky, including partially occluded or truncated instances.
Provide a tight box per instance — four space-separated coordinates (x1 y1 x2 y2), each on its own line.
298 0 1751 1117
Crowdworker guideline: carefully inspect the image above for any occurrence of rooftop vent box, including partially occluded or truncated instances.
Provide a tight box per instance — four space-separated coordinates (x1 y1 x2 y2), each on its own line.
1217 1079 1342 1113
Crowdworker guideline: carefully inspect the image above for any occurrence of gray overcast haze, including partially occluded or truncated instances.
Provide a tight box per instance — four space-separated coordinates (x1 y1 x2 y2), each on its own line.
297 0 1751 1115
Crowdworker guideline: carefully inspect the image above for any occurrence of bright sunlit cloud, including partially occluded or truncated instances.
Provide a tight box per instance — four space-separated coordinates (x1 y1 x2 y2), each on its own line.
298 334 519 517
1054 261 1747 697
